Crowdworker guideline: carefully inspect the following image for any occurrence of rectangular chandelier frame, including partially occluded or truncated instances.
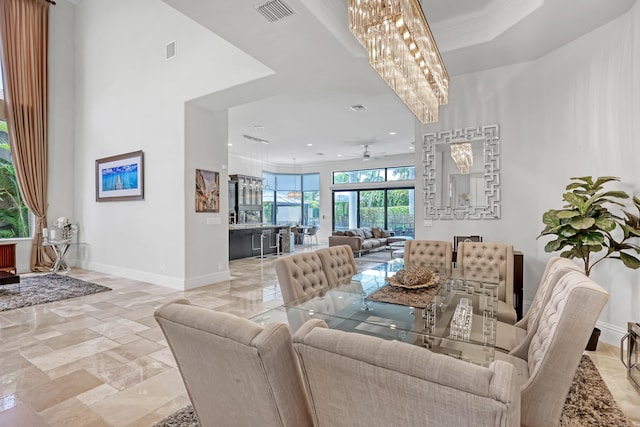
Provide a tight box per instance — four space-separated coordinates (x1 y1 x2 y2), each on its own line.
348 0 449 123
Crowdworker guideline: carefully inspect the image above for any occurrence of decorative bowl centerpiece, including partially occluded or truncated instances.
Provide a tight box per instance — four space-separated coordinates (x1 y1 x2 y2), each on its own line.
386 266 440 290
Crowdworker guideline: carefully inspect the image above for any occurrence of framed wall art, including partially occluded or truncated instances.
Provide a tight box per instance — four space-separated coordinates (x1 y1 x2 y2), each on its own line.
195 169 220 212
95 150 144 202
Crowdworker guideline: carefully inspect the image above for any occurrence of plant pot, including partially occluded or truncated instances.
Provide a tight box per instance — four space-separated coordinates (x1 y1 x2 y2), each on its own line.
585 327 601 351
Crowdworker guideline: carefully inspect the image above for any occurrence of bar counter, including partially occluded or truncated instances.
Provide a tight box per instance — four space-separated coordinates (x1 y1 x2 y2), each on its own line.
229 225 292 260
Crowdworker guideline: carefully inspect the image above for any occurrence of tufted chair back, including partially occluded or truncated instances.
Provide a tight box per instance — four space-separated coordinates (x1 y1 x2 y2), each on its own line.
316 245 358 288
518 270 608 427
457 242 514 304
515 257 582 332
404 240 452 269
155 299 313 427
274 252 330 304
293 319 521 427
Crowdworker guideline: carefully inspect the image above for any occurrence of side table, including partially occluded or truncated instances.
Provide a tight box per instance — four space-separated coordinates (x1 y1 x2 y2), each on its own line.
43 238 72 273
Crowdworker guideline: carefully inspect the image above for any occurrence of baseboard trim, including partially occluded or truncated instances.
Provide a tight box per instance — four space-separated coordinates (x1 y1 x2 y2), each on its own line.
596 320 627 346
76 260 230 290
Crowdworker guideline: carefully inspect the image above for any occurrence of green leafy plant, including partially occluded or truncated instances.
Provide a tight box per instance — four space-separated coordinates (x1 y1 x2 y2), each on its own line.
538 176 640 276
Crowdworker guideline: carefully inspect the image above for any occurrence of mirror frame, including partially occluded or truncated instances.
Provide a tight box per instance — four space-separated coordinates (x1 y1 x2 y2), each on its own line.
422 124 501 220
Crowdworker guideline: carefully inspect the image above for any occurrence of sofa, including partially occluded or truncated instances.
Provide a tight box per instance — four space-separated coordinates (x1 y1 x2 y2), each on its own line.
328 226 400 255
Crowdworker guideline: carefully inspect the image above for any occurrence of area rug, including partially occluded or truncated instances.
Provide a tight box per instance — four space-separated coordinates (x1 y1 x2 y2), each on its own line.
154 355 630 427
559 355 631 426
0 274 111 312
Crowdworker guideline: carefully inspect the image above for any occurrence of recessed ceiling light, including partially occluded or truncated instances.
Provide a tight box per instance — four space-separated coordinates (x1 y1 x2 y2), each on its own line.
337 154 344 157
307 143 313 147
228 143 233 146
389 132 396 135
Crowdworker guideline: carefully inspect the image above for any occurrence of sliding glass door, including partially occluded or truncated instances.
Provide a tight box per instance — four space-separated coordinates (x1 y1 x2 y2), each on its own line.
332 187 414 237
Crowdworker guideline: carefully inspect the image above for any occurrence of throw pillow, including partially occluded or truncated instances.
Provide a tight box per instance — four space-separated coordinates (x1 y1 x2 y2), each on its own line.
333 230 345 236
381 230 392 238
346 230 357 237
362 228 374 239
371 227 382 238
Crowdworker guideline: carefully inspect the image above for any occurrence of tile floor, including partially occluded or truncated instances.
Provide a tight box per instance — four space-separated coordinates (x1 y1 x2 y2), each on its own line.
0 250 638 426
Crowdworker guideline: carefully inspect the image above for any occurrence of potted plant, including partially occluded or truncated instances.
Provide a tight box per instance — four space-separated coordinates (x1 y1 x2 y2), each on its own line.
538 176 640 349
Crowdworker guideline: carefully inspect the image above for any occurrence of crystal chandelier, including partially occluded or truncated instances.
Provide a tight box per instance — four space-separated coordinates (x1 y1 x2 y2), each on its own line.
450 142 473 174
348 0 449 123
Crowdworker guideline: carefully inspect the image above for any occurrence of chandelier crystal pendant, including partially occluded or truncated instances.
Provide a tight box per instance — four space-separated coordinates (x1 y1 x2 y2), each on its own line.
348 0 449 123
450 142 473 174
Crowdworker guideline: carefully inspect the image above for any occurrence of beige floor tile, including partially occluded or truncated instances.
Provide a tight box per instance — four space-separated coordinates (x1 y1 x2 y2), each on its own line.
89 318 149 340
90 368 185 426
0 365 51 399
27 336 120 371
0 401 48 427
41 397 110 427
46 351 123 380
0 394 21 413
94 355 171 391
18 369 103 412
76 383 119 406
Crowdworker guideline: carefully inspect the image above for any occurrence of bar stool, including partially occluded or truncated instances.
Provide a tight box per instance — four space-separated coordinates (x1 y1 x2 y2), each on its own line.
252 230 269 259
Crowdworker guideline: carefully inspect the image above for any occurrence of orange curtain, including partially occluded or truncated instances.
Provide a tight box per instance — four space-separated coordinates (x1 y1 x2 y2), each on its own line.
0 0 54 271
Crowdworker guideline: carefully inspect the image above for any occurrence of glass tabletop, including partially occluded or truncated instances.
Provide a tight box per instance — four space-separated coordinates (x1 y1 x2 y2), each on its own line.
251 260 499 366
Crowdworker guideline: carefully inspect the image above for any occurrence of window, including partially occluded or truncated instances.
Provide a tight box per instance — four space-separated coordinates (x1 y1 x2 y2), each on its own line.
333 166 415 184
263 171 320 226
331 165 415 236
0 64 31 238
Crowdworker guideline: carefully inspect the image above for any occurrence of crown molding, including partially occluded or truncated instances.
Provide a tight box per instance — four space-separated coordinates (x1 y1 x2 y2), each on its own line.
431 0 545 52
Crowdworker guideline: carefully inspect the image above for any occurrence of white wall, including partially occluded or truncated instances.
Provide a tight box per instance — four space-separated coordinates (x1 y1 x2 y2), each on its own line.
184 105 230 288
415 2 640 344
69 0 272 289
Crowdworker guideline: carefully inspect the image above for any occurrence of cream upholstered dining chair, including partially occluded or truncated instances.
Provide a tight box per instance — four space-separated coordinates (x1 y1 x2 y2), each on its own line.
316 245 358 287
495 270 609 427
154 299 313 427
404 240 453 269
496 257 583 353
457 241 517 324
274 251 330 304
293 319 521 427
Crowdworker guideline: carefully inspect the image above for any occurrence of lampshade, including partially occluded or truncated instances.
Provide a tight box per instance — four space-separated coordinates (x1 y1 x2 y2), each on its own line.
450 142 473 174
348 0 449 123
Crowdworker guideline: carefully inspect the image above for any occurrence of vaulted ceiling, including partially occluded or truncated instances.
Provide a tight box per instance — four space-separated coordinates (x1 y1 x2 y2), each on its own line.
163 0 636 165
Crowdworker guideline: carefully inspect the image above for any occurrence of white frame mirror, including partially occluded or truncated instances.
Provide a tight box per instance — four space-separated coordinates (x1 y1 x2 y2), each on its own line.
422 124 501 220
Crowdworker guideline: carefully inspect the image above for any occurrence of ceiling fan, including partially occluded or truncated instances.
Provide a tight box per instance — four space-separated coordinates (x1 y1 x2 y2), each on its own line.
343 144 385 161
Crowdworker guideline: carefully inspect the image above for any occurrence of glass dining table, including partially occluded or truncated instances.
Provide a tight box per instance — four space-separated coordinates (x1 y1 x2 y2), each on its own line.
251 259 499 366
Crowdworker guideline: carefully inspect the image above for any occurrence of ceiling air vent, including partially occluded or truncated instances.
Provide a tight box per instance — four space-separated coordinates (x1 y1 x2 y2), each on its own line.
255 0 295 23
349 104 367 112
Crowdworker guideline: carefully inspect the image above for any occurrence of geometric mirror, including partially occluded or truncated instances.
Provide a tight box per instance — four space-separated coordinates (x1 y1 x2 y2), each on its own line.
423 124 500 220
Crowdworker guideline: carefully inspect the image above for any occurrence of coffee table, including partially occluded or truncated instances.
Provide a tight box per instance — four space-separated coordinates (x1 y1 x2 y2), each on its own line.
387 241 405 258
